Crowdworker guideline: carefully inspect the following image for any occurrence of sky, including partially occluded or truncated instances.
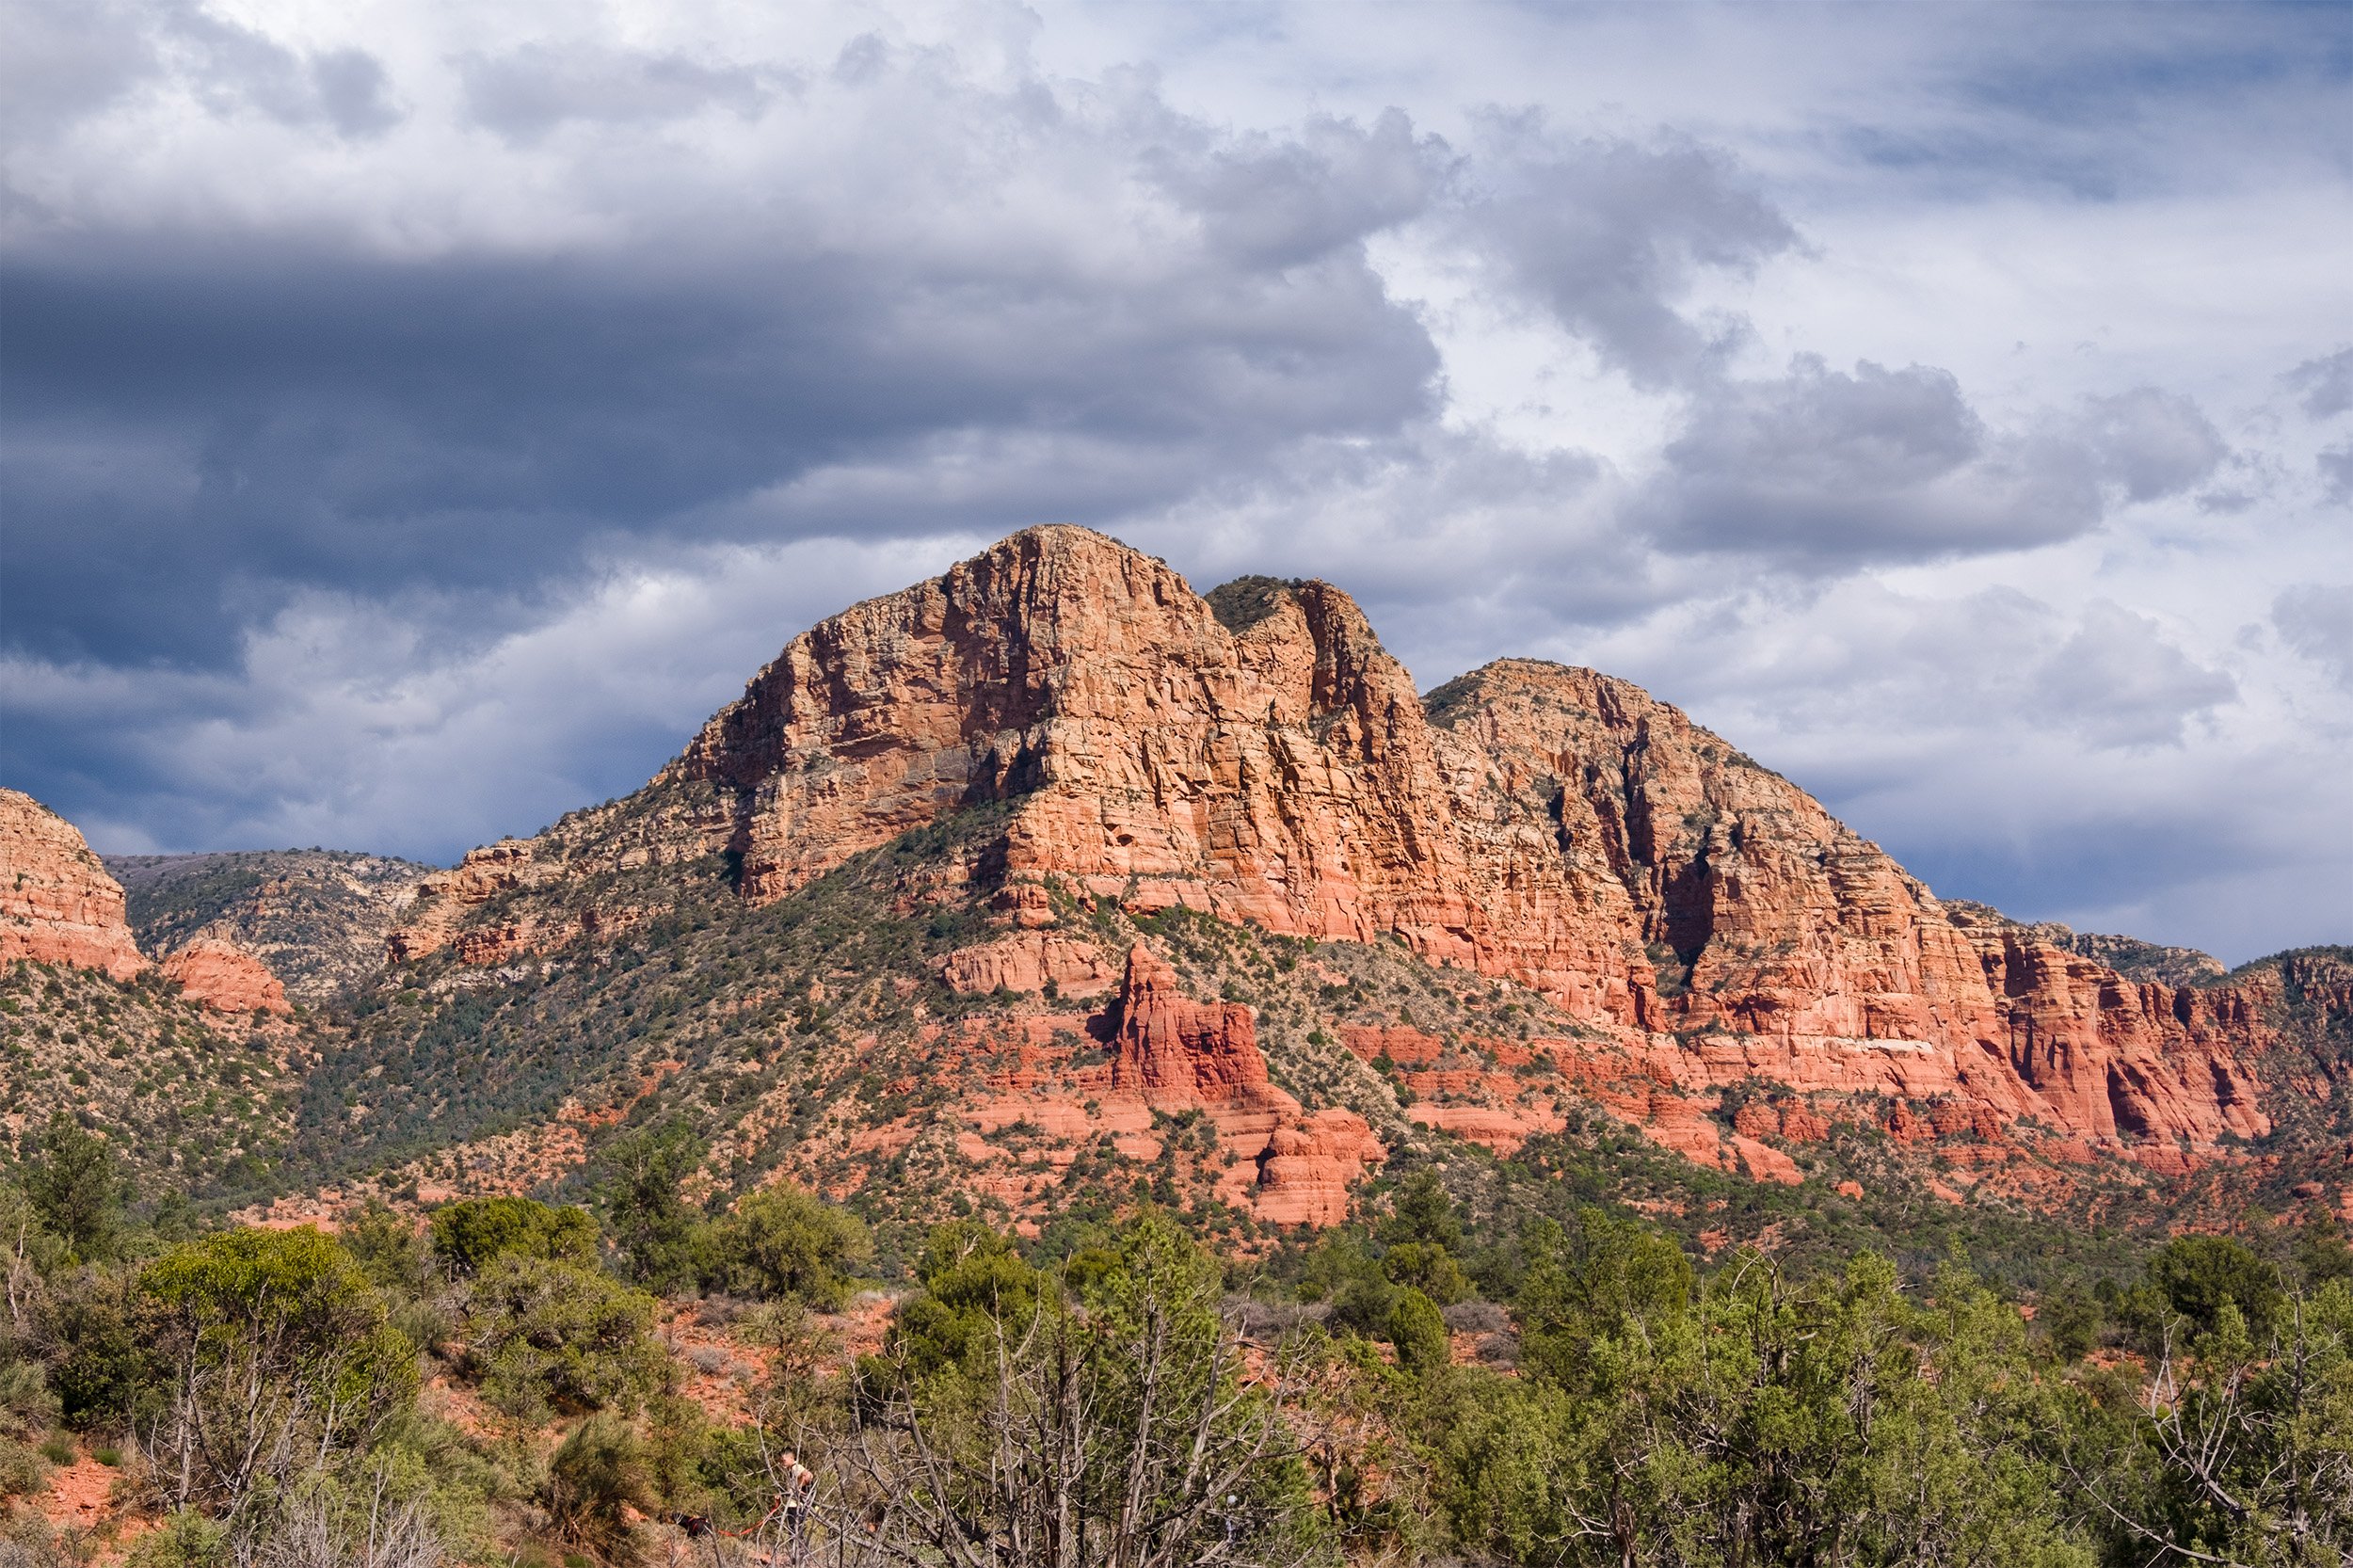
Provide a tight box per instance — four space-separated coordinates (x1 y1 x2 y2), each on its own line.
2 0 2349 964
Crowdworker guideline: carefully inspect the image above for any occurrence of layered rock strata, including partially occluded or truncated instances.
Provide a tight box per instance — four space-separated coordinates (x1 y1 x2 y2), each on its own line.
389 525 2312 1172
1 790 149 981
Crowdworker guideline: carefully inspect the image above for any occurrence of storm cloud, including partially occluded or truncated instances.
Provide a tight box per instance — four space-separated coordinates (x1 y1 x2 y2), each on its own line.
4 0 2349 962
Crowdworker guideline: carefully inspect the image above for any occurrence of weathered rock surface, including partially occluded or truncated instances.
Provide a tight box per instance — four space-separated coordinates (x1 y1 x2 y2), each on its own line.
1102 944 1382 1224
387 525 2329 1189
0 790 148 981
938 933 1116 997
1111 945 1281 1115
162 938 294 1016
1256 1110 1385 1228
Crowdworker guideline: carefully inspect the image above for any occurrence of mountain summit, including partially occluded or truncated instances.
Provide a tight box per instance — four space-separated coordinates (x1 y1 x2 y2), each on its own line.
8 527 2349 1240
298 524 2345 1230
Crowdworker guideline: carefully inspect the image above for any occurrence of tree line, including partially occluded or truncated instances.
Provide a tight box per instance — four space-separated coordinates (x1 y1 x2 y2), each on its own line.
3 1116 2349 1566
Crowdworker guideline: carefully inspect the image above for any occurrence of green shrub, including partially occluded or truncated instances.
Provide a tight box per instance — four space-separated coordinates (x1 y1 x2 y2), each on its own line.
136 1228 420 1511
123 1510 229 1568
2147 1235 2283 1341
24 1113 121 1262
540 1412 655 1566
0 1437 46 1499
45 1272 145 1430
709 1183 872 1309
342 1199 433 1291
587 1125 710 1293
1386 1288 1450 1375
1382 1241 1471 1306
429 1196 599 1277
466 1257 665 1419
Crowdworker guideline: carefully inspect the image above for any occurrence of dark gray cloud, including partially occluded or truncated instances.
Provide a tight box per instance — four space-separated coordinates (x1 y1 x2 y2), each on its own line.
2286 346 2353 420
2319 445 2353 504
1 55 1440 671
2276 584 2353 690
459 43 776 142
2078 387 2229 503
1645 356 2097 564
1456 117 1799 389
1641 359 2228 568
1144 108 1450 270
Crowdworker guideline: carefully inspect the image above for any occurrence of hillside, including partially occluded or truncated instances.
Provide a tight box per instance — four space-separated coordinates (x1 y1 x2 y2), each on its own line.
220 527 2350 1261
106 848 434 1005
2 791 318 1200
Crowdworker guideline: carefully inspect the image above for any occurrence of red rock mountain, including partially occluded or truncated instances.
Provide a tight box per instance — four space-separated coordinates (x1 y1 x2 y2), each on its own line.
386 524 2343 1202
1 790 296 1015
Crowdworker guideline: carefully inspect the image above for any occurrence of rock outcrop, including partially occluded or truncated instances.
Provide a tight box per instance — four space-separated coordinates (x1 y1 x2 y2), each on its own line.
938 933 1116 998
388 525 2319 1182
1102 943 1382 1225
161 938 294 1016
1111 945 1282 1115
0 790 148 982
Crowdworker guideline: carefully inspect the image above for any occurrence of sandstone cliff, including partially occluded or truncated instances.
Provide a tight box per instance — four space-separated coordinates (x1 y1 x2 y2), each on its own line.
161 938 294 1016
382 525 2326 1190
1 789 149 982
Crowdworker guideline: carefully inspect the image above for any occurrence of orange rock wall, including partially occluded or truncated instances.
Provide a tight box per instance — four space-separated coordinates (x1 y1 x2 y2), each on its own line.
0 790 149 982
162 938 293 1016
393 526 2316 1169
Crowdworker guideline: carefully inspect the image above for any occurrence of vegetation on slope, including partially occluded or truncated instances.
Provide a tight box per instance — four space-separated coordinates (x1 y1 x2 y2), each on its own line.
0 959 299 1201
3 1125 2349 1566
107 847 435 1005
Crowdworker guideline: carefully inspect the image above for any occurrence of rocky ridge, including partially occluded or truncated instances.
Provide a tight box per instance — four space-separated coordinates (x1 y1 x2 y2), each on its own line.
12 527 2348 1240
108 848 434 1004
382 526 2339 1197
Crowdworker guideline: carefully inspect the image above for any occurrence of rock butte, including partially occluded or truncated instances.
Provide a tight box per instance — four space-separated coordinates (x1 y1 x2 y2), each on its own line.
384 525 2345 1195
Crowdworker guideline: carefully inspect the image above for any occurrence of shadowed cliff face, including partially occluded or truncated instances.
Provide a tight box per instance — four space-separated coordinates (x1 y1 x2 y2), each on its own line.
378 525 2339 1178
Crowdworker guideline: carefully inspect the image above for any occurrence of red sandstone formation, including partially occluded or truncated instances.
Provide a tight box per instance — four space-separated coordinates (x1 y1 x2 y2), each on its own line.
0 790 148 982
1100 943 1381 1225
162 938 293 1016
938 933 1116 997
388 525 2325 1180
1111 945 1279 1114
1257 1110 1386 1228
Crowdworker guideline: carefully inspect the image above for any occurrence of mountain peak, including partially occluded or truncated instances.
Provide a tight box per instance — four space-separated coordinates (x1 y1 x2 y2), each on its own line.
367 526 2329 1208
